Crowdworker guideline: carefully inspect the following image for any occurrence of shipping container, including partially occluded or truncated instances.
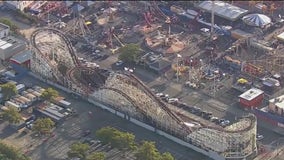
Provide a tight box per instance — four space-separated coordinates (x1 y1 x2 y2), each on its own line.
57 100 71 108
24 93 37 102
18 96 31 105
5 101 21 111
16 84 25 93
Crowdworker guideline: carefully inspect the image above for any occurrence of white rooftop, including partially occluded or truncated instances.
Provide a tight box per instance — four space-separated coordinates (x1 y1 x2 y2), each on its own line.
239 88 264 101
269 95 284 110
0 39 12 50
197 1 248 21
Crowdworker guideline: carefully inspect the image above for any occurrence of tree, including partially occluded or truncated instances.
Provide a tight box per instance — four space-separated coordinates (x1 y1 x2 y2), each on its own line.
0 141 31 160
67 142 90 159
111 132 136 150
0 82 17 100
161 152 175 160
135 141 161 160
118 43 142 63
40 88 59 101
95 127 136 150
86 152 106 160
2 107 22 124
32 118 55 134
95 127 117 144
0 18 18 32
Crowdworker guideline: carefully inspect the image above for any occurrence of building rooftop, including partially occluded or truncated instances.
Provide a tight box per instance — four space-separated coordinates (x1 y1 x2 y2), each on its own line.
0 36 23 50
239 88 264 101
149 59 171 71
10 50 32 64
0 23 9 31
269 95 284 110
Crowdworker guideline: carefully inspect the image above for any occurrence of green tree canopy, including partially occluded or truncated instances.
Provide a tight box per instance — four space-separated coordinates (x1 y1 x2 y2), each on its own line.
67 142 90 159
1 107 22 124
0 82 17 100
135 141 161 160
86 152 106 160
118 43 142 63
32 118 55 134
95 127 136 150
161 152 175 160
0 141 31 160
40 88 59 101
0 18 18 32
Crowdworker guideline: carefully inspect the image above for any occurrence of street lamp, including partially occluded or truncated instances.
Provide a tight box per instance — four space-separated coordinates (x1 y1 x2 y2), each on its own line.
189 59 193 82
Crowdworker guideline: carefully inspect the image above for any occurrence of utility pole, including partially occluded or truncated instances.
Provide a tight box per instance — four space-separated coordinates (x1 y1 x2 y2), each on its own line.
177 54 182 82
210 0 215 40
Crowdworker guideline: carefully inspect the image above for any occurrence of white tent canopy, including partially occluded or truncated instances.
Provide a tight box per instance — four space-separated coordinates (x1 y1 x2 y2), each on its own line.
242 14 271 27
197 1 248 21
277 32 284 41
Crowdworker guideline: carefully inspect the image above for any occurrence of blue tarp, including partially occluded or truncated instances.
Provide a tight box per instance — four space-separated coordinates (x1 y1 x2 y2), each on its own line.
72 4 84 13
158 5 173 17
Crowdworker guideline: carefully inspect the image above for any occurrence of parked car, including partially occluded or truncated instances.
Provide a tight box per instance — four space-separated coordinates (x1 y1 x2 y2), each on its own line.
167 98 179 104
93 54 103 60
155 93 164 97
115 60 124 66
99 54 109 61
210 117 219 123
82 130 91 137
220 120 230 127
256 134 264 141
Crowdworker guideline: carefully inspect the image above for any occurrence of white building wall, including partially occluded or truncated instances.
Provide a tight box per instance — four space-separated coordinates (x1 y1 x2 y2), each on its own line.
0 23 9 39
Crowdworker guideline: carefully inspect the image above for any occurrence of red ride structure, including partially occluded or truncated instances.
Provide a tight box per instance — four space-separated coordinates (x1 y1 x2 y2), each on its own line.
144 11 155 28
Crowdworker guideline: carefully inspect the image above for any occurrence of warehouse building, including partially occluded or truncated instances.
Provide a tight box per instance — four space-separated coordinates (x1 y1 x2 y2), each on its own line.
0 36 26 61
239 88 264 109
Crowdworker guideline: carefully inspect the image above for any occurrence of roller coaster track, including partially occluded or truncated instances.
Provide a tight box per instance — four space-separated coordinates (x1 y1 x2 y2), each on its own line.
66 66 93 94
30 27 81 68
30 28 255 135
124 72 256 134
122 72 187 127
100 87 147 116
149 1 168 20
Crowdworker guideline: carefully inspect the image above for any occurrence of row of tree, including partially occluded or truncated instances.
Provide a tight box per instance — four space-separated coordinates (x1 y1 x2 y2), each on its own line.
67 127 175 160
68 142 105 160
0 82 58 101
95 126 136 150
0 18 18 33
0 141 30 160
